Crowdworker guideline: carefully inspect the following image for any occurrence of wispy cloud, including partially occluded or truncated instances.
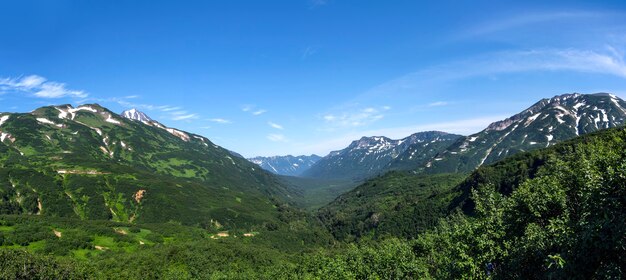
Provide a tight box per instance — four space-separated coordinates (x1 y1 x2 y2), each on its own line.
352 46 626 105
268 121 283 130
114 99 199 122
242 104 267 116
428 101 448 107
252 109 267 116
158 106 182 112
171 114 198 121
0 75 87 98
460 11 607 38
208 118 232 124
267 133 288 142
302 46 318 60
322 106 390 129
241 105 253 112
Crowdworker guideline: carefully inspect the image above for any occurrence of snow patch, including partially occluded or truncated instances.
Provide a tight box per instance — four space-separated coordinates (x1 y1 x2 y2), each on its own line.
105 114 122 125
165 128 190 141
36 118 63 128
573 102 586 110
524 113 542 126
0 115 9 127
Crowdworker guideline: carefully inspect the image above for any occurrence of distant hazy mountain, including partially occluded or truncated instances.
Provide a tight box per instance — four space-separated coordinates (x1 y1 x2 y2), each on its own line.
248 155 322 176
302 131 461 180
424 93 626 173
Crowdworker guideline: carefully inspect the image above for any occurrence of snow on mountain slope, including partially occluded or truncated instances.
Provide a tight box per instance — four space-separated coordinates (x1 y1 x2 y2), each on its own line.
423 93 626 174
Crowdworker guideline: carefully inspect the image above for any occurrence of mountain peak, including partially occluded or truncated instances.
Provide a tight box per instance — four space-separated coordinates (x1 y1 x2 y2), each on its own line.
121 108 153 123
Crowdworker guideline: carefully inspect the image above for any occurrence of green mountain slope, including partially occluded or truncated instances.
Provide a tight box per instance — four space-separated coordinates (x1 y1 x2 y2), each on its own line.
0 104 299 230
318 172 466 241
411 125 626 279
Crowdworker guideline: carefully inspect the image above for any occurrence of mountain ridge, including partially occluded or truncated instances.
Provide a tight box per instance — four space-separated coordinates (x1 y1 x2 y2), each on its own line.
423 92 626 174
248 154 321 176
302 131 462 180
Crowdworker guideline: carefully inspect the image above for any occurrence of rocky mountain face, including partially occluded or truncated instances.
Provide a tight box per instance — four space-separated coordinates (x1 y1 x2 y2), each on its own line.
302 131 461 180
248 155 322 176
0 105 295 228
423 93 626 173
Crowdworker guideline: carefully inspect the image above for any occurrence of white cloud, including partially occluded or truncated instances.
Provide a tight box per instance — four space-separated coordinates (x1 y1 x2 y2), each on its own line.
267 133 287 142
209 118 232 124
158 106 181 112
268 121 283 130
0 75 87 98
241 104 267 116
252 109 267 116
428 101 448 107
171 114 198 121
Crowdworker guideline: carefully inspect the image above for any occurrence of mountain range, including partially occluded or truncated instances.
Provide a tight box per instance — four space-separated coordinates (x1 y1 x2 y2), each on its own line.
1 93 624 233
1 92 625 278
276 93 626 181
301 131 461 180
248 155 322 176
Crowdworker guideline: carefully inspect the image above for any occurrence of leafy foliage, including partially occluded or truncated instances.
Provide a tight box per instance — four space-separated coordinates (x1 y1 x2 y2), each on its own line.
318 172 465 241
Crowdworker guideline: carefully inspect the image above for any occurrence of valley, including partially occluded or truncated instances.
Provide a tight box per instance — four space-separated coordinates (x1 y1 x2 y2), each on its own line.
2 2 626 278
1 93 625 278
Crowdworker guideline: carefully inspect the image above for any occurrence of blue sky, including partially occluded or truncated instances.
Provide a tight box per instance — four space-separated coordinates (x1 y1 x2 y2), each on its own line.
1 0 626 157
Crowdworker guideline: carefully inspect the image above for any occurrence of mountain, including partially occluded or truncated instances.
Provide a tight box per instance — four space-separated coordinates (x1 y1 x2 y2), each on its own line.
384 131 464 171
423 93 626 174
0 104 299 229
302 131 461 180
319 123 626 242
248 155 322 176
121 108 153 123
